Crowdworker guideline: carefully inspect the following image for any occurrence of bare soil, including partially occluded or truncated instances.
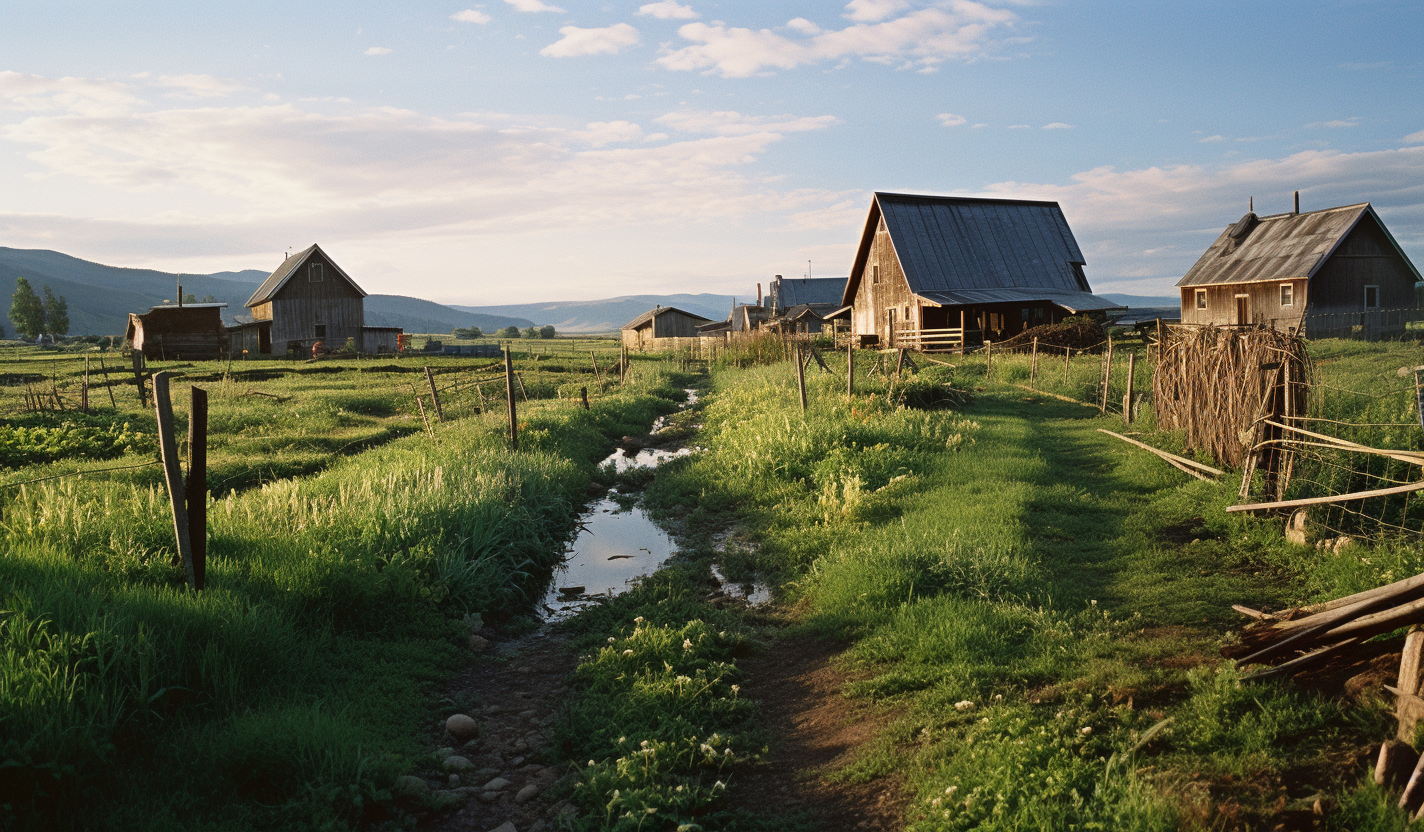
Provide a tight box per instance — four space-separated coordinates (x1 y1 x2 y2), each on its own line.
732 633 909 831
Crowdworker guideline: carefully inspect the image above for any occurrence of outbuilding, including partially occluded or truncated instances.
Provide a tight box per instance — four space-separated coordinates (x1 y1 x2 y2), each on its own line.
842 193 1120 351
621 306 713 352
126 303 227 360
242 244 402 355
1177 197 1422 339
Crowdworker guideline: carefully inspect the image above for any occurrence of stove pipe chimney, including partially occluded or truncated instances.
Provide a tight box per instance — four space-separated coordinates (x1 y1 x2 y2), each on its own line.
1293 191 1300 215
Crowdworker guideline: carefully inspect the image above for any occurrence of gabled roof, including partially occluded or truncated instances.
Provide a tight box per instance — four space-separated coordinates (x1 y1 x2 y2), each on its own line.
845 193 1104 307
772 277 846 310
246 244 367 308
620 306 712 331
1176 203 1421 287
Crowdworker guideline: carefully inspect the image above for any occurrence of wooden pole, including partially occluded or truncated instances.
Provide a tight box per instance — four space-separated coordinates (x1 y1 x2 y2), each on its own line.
505 347 519 451
132 350 147 405
590 351 603 387
846 341 854 397
82 356 90 413
796 344 808 413
424 366 444 422
152 372 196 590
1100 337 1113 412
959 309 967 355
984 340 992 380
1064 345 1071 383
1123 351 1137 426
580 386 589 410
186 385 208 591
411 386 433 438
1030 337 1038 387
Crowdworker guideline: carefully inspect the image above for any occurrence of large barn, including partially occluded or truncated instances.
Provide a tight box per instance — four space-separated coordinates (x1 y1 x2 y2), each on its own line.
235 244 402 355
1177 199 1423 339
842 193 1120 350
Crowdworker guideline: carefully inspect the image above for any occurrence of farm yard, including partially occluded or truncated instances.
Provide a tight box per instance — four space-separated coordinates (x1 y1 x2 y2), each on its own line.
2 331 1424 832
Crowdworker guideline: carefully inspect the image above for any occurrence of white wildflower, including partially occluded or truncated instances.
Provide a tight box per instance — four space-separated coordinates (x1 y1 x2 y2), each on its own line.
1080 726 1093 735
954 700 975 712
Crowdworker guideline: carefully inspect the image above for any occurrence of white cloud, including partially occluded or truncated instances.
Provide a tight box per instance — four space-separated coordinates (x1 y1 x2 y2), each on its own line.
844 0 910 22
657 3 1018 77
154 74 247 99
575 120 645 146
540 23 640 57
1307 117 1359 129
365 46 392 56
654 109 839 136
1406 129 1424 144
451 9 492 24
978 145 1424 291
638 1 698 20
1197 134 1225 143
936 113 966 127
1041 122 1072 130
786 18 821 35
0 71 139 116
1007 124 1029 129
505 0 564 11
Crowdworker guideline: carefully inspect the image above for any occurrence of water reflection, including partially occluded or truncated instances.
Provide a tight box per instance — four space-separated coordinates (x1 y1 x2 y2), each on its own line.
541 496 677 620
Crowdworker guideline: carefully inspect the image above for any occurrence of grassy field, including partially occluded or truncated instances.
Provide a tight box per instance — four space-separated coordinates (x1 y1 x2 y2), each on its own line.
0 340 695 830
547 336 1424 831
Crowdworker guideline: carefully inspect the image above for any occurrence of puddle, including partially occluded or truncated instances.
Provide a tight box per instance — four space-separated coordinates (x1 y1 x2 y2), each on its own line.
602 445 694 473
541 496 677 620
710 564 771 606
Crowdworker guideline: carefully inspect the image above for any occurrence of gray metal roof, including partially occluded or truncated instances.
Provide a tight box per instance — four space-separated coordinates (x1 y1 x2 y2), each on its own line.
246 243 367 307
1176 203 1419 287
620 306 712 331
844 193 1101 308
917 288 1122 312
772 277 846 311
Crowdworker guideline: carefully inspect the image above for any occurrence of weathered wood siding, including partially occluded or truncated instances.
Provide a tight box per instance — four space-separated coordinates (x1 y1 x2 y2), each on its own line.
853 216 918 345
268 249 364 351
361 327 401 354
1180 279 1308 329
651 310 706 339
1307 216 1417 312
129 307 226 360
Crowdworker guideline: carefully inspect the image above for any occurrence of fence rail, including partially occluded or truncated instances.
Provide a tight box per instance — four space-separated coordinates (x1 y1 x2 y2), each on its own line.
1300 307 1421 340
893 326 965 352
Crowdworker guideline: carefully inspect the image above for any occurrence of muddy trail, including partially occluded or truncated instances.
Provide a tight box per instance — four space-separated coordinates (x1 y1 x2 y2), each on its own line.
406 390 905 832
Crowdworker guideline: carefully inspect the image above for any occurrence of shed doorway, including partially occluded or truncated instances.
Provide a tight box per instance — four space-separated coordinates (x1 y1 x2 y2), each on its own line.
1235 294 1249 326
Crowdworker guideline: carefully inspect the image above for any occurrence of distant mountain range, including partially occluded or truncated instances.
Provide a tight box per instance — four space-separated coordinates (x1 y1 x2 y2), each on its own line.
451 294 742 334
0 247 533 337
1100 293 1179 308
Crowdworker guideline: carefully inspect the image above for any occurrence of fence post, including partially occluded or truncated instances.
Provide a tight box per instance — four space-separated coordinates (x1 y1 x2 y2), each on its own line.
152 372 196 590
131 351 148 405
580 386 590 411
795 344 808 412
985 340 992 380
98 355 117 409
186 385 208 591
424 366 444 422
1065 345 1071 383
1030 338 1038 387
505 347 519 451
846 341 854 396
1123 352 1136 426
590 351 603 387
82 357 90 413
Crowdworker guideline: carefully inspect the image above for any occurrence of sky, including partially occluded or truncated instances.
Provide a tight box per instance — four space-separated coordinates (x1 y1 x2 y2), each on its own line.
1 0 1421 305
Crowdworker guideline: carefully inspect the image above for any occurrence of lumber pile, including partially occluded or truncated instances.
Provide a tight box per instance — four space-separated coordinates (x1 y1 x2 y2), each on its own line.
1231 574 1424 816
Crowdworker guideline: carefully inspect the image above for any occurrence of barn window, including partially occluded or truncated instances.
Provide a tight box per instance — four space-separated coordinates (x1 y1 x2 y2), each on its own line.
1279 284 1293 307
310 263 324 282
314 324 327 338
1195 289 1207 310
1364 285 1380 309
872 264 880 284
1034 307 1044 320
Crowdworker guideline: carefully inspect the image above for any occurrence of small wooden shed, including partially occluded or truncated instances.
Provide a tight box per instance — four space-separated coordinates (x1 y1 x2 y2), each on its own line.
126 303 227 360
247 244 366 354
621 306 712 352
1177 199 1423 338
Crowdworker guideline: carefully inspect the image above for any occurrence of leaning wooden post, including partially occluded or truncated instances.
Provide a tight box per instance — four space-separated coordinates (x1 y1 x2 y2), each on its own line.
424 366 444 422
504 347 519 451
98 355 117 409
846 341 854 397
590 351 603 387
895 348 907 375
985 340 992 380
1123 351 1137 426
82 356 90 413
580 386 590 410
186 385 208 591
795 344 808 413
1100 336 1114 413
1064 345 1071 383
1030 338 1039 388
152 373 196 590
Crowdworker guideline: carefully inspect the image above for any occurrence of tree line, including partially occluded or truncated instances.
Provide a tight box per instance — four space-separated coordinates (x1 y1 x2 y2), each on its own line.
452 324 557 339
8 277 68 340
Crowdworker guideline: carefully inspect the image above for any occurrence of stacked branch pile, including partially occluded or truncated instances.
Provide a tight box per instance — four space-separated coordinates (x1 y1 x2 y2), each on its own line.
1154 325 1309 468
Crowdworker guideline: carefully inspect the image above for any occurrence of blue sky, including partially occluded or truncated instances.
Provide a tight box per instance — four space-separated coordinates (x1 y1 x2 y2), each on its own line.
1 0 1421 304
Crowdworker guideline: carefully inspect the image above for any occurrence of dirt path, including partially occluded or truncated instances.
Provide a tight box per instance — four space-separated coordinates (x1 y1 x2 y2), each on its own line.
733 633 909 831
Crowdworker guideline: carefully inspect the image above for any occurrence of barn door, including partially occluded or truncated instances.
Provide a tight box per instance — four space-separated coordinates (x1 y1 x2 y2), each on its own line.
1235 294 1249 326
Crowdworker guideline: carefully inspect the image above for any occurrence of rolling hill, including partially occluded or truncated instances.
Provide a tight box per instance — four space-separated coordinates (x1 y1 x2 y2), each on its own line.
451 293 741 334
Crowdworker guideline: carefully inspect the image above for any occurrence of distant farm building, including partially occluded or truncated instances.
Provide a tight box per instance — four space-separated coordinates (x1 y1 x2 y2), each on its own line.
765 275 847 335
232 244 402 355
843 193 1120 351
621 306 712 351
126 303 227 360
1177 198 1423 339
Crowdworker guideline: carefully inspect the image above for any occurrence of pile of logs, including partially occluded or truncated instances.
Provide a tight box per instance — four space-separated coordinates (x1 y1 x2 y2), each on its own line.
1230 571 1424 815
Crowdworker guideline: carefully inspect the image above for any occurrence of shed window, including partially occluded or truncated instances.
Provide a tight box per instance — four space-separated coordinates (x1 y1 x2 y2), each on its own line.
1195 289 1207 310
1364 285 1380 309
872 264 880 284
314 324 327 338
1279 284 1293 307
310 263 324 282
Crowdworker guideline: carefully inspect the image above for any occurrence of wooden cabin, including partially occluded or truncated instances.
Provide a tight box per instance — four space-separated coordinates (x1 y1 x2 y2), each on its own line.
1177 199 1423 339
842 193 1119 351
126 303 227 360
621 306 712 351
243 244 402 355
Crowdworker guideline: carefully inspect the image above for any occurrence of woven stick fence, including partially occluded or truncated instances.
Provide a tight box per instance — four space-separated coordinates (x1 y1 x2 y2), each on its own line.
1153 325 1310 469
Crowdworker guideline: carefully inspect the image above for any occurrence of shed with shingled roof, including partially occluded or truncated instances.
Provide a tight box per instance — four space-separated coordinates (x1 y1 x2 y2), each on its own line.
1177 198 1422 339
